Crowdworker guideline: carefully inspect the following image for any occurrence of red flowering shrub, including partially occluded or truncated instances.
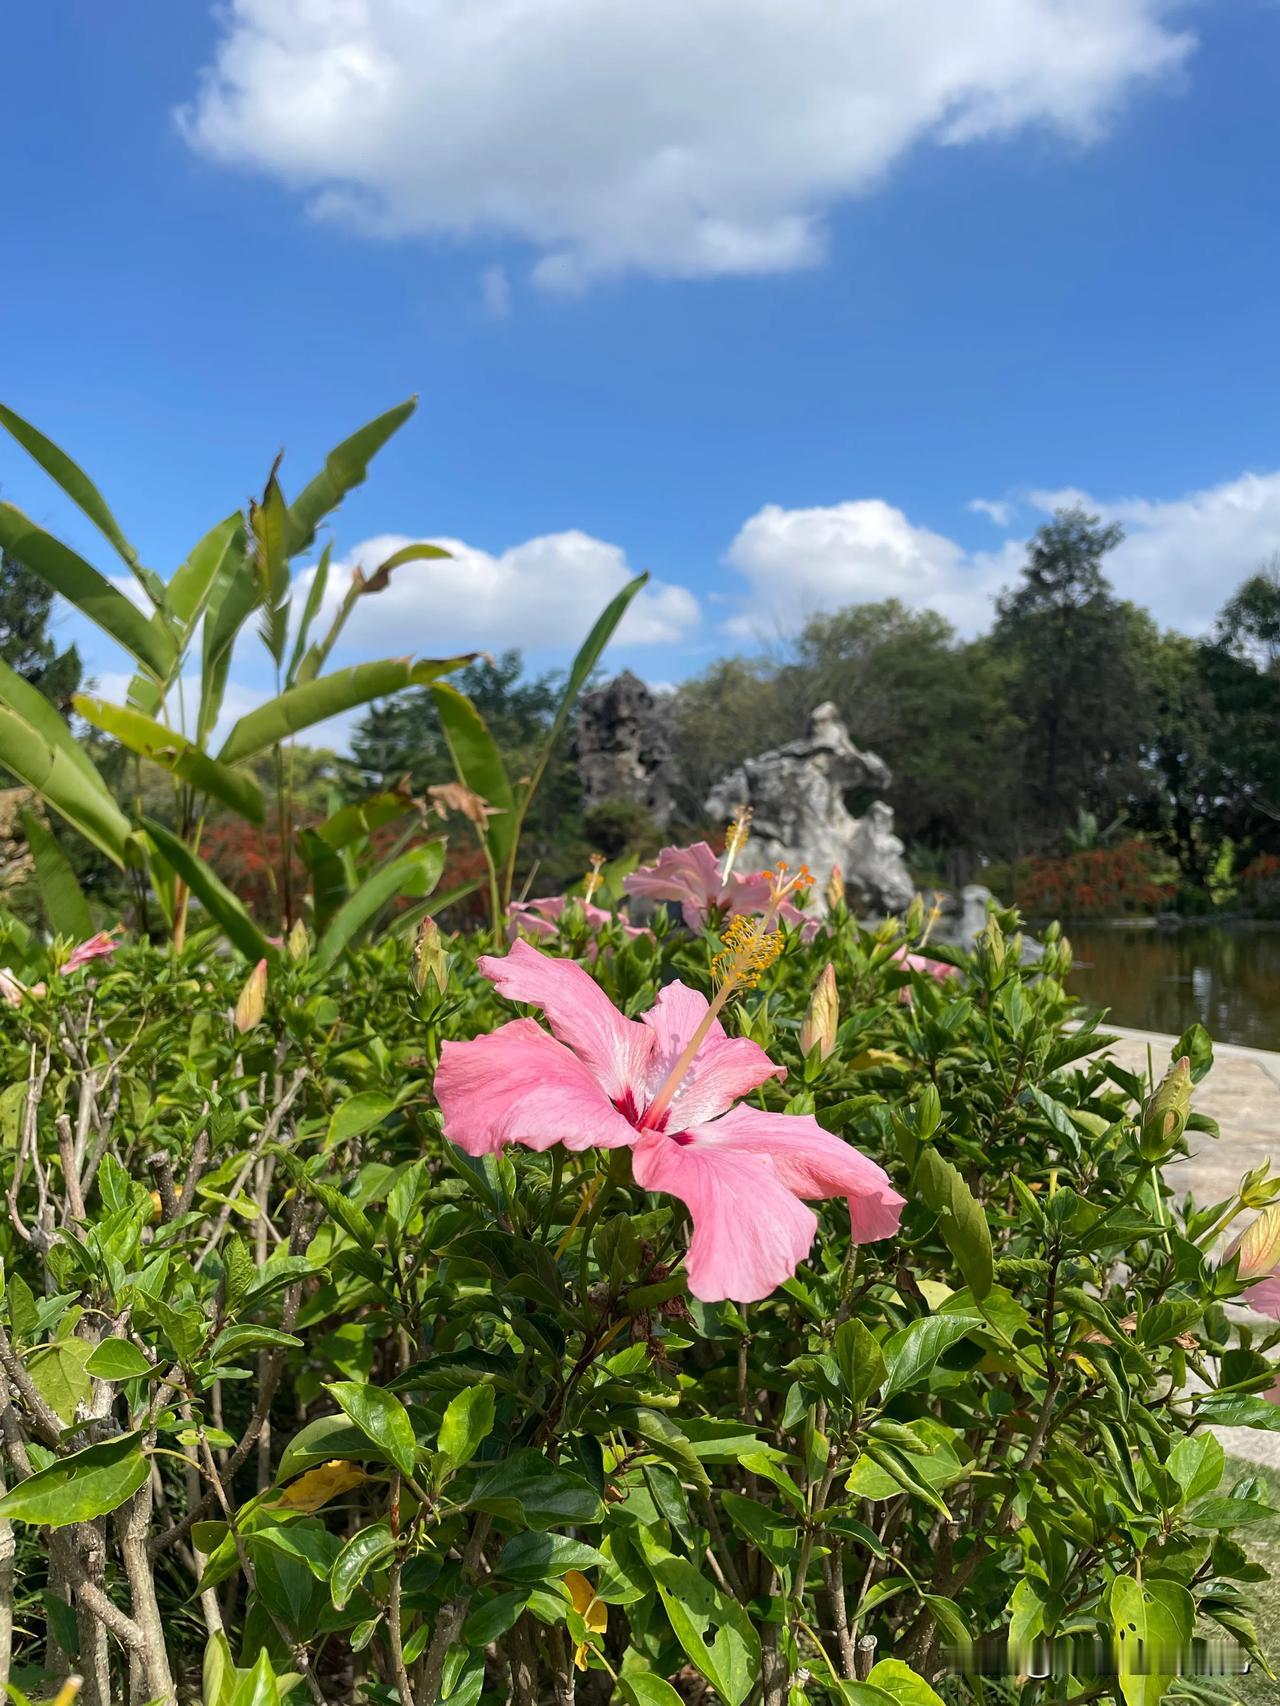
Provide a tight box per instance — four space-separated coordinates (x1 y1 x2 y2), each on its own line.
1238 851 1280 919
1016 836 1176 918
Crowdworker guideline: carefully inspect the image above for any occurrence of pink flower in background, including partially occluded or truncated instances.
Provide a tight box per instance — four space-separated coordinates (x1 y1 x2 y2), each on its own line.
1226 1207 1280 1319
507 895 650 956
624 841 817 937
890 947 956 982
434 939 903 1302
61 928 123 975
0 967 26 1007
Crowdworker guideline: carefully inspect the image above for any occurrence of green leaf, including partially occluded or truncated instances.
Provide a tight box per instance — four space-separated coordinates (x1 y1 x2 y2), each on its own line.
0 661 130 863
496 1530 606 1584
276 1414 381 1482
20 808 93 939
330 1521 395 1610
1167 1433 1224 1505
619 1678 685 1706
327 1382 417 1481
834 1318 887 1406
430 681 516 873
199 542 260 746
641 1537 759 1706
0 1431 148 1527
312 842 444 974
210 1325 303 1362
438 1385 495 1470
28 1338 94 1423
0 503 173 676
1110 1574 1193 1706
326 1092 396 1148
142 817 274 963
864 1660 947 1706
880 1314 981 1400
469 1449 604 1529
502 572 649 892
0 402 152 589
164 512 243 637
75 697 264 822
285 399 417 556
84 1340 153 1381
220 655 472 765
1195 1395 1280 1431
915 1149 993 1301
1186 1496 1277 1530
720 1492 798 1568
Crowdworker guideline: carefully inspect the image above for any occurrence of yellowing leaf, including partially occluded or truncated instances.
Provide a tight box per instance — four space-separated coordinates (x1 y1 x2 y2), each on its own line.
850 1049 911 1071
274 1460 374 1513
564 1570 607 1670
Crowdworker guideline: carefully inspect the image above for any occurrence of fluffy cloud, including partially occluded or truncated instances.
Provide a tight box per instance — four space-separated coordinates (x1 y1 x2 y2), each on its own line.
179 0 1192 286
724 471 1280 639
304 528 700 659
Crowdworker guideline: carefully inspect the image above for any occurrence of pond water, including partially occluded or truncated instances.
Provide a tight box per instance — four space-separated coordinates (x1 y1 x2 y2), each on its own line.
1063 922 1280 1051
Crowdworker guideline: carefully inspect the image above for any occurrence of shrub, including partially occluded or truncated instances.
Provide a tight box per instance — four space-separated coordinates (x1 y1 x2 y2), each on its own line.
0 899 1276 1705
1015 837 1177 919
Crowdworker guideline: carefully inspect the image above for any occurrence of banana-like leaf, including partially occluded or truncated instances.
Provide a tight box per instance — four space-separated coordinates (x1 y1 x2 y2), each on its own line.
20 808 94 939
285 399 417 556
430 681 516 876
218 655 474 765
164 512 243 638
297 829 349 937
503 572 649 895
0 665 130 863
313 792 414 852
200 544 263 746
142 818 274 963
0 402 164 603
74 696 264 823
294 540 452 685
0 504 174 678
286 542 332 686
251 465 291 666
313 841 444 974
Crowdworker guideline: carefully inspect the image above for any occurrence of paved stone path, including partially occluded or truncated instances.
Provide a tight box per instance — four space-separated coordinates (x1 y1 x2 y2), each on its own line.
1098 1026 1280 1469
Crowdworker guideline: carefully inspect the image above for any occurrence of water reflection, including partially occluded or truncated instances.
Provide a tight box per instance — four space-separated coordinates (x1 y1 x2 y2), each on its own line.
1063 923 1280 1050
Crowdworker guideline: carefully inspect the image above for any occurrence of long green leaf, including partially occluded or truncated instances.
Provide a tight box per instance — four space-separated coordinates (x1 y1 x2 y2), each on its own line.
430 681 516 875
294 540 452 686
75 696 264 823
165 512 242 638
142 817 274 962
313 842 444 974
0 658 106 791
219 655 473 765
0 504 174 677
20 809 94 938
503 572 649 895
200 538 261 746
286 541 332 686
0 690 130 865
285 399 417 556
0 403 163 601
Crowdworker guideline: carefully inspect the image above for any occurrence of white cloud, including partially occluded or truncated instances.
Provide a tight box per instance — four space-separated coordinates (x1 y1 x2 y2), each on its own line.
179 0 1192 285
302 528 700 659
480 263 511 318
968 497 1013 528
724 471 1280 639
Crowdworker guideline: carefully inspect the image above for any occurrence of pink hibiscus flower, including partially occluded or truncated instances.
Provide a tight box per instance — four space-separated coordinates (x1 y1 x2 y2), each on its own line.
507 895 650 956
61 927 122 975
624 841 817 938
434 939 903 1303
1226 1207 1280 1319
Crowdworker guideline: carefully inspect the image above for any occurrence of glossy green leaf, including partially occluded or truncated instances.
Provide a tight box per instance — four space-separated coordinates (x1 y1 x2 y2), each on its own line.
641 1537 759 1706
0 661 130 862
496 1530 606 1584
285 398 417 556
84 1339 153 1381
438 1384 495 1470
430 680 516 875
0 1432 148 1527
880 1314 981 1400
331 1521 395 1610
327 1382 417 1481
164 512 243 637
834 1317 887 1406
915 1148 993 1301
469 1450 604 1529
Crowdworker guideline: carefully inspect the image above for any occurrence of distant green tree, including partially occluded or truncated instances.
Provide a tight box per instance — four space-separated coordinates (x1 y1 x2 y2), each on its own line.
1196 563 1280 860
993 508 1158 851
1130 631 1224 887
0 548 82 705
666 656 799 821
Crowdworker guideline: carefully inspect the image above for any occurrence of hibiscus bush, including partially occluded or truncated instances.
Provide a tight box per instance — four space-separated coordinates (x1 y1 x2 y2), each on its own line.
1 878 1279 1706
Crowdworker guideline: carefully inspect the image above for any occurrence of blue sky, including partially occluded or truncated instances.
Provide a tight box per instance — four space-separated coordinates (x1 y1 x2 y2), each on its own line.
3 1 1279 740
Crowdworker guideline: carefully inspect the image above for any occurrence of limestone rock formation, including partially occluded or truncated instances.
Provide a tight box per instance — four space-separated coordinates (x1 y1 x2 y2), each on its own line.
704 703 914 915
575 671 675 827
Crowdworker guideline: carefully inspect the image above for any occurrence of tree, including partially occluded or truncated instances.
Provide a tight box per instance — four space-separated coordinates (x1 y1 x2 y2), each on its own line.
993 508 1157 851
0 548 81 704
1195 564 1280 859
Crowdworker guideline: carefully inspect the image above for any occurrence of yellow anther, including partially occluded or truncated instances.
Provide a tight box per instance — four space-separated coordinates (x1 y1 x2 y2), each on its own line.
712 914 782 989
582 853 606 905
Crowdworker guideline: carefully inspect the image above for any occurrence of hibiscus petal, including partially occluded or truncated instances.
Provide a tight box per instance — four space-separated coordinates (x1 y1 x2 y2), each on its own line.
624 842 725 930
632 1130 817 1304
477 939 653 1100
685 1103 905 1243
1245 1273 1280 1321
639 981 784 1127
435 1019 639 1155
